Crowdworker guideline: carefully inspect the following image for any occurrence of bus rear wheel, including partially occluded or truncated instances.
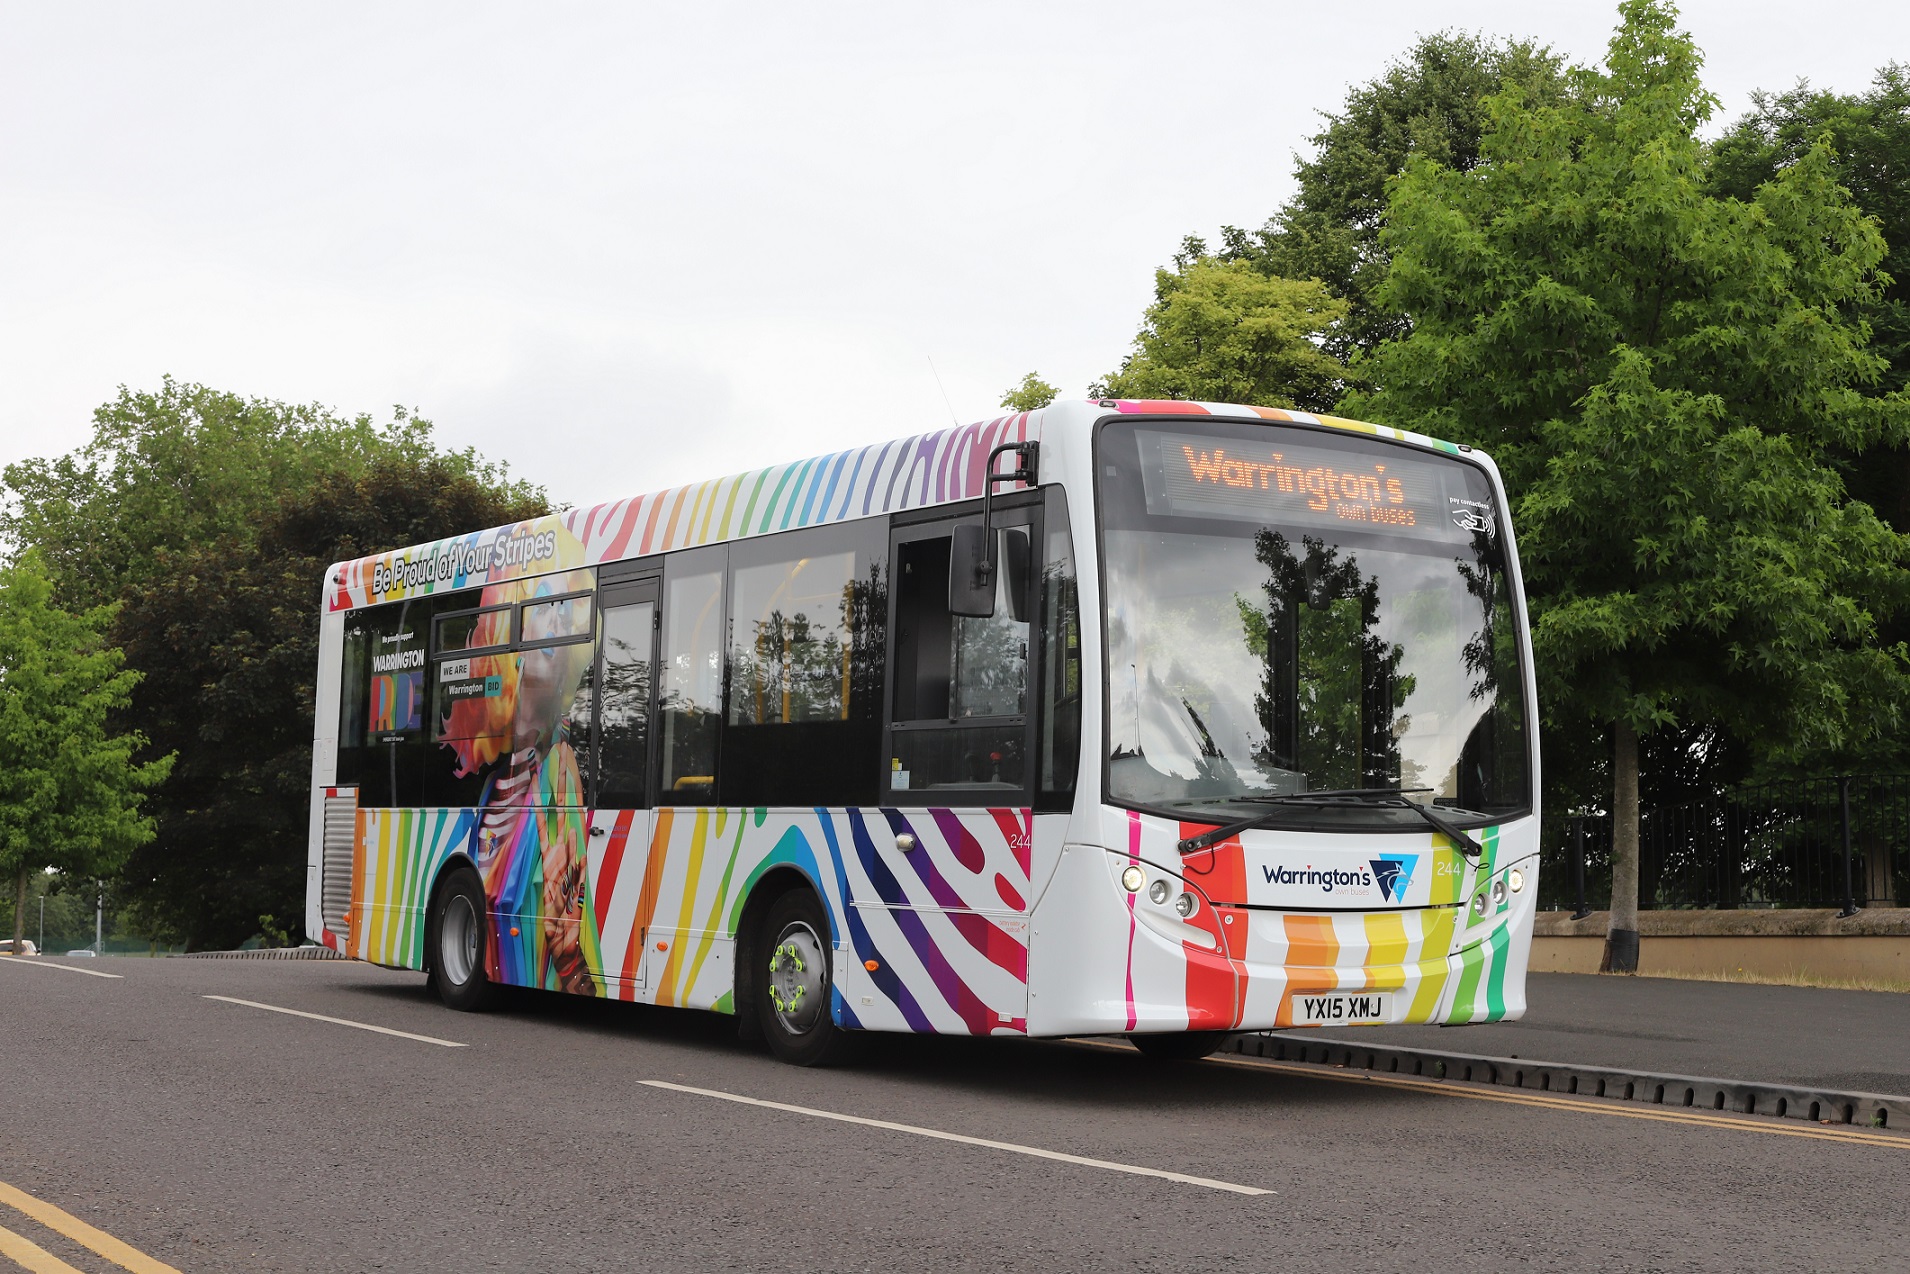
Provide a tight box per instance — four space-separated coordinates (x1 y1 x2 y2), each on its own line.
428 866 497 1012
1128 1031 1233 1061
756 889 861 1067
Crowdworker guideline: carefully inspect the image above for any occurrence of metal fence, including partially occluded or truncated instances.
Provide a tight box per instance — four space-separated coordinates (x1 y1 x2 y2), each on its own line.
1538 775 1910 913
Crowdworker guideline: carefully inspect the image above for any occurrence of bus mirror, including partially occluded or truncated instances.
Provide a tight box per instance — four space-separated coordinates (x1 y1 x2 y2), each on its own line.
948 523 997 618
1001 528 1031 624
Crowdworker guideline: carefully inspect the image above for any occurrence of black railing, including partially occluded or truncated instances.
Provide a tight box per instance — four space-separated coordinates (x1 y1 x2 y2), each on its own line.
1537 775 1910 912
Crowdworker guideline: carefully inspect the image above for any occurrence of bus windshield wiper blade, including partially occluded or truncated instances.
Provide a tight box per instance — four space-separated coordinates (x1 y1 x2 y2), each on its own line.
1176 788 1484 858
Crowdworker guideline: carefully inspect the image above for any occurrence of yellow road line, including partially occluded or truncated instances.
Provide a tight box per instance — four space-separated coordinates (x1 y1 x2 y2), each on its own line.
1214 1054 1910 1148
1066 1040 1909 1150
0 1224 85 1274
0 1182 182 1274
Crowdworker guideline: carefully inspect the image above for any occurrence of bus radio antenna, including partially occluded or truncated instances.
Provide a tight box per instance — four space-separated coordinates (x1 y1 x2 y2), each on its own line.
926 355 960 427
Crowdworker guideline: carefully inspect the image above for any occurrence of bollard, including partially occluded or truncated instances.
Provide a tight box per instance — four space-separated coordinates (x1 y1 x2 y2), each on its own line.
1571 816 1592 920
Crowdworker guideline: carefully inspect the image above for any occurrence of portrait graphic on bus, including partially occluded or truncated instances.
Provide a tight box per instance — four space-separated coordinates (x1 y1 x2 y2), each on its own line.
438 567 600 995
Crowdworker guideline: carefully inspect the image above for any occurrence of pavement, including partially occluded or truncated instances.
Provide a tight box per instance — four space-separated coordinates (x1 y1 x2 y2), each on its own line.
1313 971 1910 1095
0 955 1905 1273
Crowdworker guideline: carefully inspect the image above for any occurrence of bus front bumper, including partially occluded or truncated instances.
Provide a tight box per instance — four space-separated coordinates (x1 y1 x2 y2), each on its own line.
1024 841 1539 1037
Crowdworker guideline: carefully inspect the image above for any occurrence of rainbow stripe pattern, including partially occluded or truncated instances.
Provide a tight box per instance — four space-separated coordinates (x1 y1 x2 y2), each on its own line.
317 401 1534 1034
328 413 1038 613
336 798 1537 1034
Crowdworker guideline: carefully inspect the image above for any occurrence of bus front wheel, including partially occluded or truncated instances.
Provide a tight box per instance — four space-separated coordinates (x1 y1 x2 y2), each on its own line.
427 866 498 1012
1128 1031 1233 1061
756 889 860 1067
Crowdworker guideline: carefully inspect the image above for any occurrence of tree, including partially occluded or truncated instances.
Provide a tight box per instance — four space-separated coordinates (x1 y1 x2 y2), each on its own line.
113 450 546 949
0 551 172 951
1000 373 1059 412
0 379 499 610
1351 0 1910 970
1708 66 1910 549
1709 66 1910 392
3 380 545 949
1092 257 1348 409
1209 31 1570 366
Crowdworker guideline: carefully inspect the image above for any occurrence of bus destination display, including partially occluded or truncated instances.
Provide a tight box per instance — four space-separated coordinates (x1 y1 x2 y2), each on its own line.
1138 428 1488 544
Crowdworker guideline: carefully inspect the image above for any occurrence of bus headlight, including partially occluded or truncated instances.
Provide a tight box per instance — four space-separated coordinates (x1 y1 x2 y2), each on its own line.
1508 867 1526 894
1121 866 1146 893
1471 891 1490 918
1174 892 1199 918
1491 878 1508 906
1148 879 1172 905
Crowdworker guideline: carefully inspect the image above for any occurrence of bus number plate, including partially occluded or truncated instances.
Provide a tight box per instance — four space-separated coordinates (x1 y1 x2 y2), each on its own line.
1295 991 1393 1025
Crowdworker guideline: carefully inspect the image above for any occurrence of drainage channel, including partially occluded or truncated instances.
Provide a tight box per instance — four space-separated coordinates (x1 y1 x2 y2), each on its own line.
1222 1032 1908 1131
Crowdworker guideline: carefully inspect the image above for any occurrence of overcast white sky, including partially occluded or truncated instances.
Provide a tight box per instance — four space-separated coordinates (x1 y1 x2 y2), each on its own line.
2 2 1905 509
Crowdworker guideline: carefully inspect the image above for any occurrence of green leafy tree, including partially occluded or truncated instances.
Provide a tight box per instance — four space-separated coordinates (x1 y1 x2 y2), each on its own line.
4 381 545 949
0 550 172 951
113 450 546 949
1708 66 1910 542
1352 0 1910 968
1093 258 1348 409
0 379 521 610
1000 373 1060 412
1709 65 1909 393
0 878 103 954
1209 31 1570 366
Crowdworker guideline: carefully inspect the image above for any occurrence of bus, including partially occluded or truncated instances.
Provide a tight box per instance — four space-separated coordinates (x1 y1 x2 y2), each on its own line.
305 399 1538 1065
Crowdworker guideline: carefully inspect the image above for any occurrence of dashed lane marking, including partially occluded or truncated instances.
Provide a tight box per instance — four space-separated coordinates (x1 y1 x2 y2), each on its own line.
640 1079 1273 1195
1067 1041 1909 1150
202 995 467 1047
0 1180 182 1273
0 957 123 980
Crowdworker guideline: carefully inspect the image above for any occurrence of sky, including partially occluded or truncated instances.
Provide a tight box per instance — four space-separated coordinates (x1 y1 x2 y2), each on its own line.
2 1 1906 510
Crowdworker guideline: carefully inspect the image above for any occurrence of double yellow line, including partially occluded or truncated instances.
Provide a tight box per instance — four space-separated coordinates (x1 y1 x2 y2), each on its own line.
1066 1038 1907 1150
1206 1051 1910 1150
0 1182 179 1274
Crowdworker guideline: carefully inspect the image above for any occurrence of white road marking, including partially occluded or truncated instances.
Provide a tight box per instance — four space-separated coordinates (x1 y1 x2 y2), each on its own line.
0 957 123 980
640 1079 1273 1196
202 995 467 1048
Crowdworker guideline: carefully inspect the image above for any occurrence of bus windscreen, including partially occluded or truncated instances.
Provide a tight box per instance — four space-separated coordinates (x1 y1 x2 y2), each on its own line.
1100 419 1529 831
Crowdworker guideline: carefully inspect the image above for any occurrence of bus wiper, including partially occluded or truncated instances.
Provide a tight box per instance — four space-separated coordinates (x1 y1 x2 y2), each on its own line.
1177 788 1484 858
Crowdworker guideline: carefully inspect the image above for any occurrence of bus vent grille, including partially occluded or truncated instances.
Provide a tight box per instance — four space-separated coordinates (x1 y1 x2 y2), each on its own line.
321 792 358 934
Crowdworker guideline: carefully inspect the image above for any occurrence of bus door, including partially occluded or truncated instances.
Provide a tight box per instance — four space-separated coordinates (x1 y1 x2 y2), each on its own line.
878 502 1040 1028
589 573 659 995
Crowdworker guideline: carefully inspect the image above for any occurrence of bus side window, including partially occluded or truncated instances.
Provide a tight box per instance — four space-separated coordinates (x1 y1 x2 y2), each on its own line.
422 593 507 808
889 515 1033 800
722 521 886 807
339 597 448 807
893 537 953 720
657 546 726 804
950 533 1028 719
335 616 373 788
1038 486 1080 806
595 593 656 809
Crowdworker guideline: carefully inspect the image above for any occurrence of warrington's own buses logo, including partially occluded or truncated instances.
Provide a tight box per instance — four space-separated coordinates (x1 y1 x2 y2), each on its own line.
1369 854 1419 903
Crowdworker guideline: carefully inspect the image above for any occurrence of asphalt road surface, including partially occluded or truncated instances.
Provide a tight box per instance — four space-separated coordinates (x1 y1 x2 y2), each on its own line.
1317 972 1910 1094
1 956 1905 1273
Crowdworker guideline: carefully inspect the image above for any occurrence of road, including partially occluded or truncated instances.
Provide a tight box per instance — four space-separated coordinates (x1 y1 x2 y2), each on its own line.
0 956 1905 1273
1317 972 1910 1094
